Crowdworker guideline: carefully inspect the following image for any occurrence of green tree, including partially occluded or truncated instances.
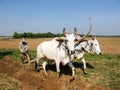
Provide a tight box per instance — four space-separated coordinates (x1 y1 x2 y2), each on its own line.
13 31 20 38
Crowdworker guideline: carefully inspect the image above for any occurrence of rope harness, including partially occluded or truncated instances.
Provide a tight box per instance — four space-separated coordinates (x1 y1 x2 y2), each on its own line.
57 40 70 55
75 40 93 53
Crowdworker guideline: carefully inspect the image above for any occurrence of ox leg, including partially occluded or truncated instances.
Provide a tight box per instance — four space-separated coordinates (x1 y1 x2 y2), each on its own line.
81 58 87 74
68 62 75 82
55 61 60 78
35 61 37 71
42 61 48 76
35 58 40 71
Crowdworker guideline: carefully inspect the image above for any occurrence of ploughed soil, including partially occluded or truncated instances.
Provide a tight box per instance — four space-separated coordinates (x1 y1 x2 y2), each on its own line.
0 56 111 90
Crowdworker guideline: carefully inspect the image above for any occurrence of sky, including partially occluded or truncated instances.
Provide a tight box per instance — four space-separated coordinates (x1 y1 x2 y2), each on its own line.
0 0 120 36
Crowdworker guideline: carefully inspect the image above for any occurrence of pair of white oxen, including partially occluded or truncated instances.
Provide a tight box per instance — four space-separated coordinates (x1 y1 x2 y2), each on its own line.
31 17 101 81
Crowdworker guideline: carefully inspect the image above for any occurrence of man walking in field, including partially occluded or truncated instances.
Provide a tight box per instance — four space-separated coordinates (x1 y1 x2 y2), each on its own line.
19 38 30 64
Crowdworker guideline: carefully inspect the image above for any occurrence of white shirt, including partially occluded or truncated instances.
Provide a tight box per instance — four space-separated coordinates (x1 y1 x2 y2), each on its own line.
19 41 28 53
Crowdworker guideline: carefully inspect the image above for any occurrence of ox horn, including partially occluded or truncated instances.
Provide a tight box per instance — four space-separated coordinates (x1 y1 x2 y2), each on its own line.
73 27 77 35
79 16 92 41
63 28 66 36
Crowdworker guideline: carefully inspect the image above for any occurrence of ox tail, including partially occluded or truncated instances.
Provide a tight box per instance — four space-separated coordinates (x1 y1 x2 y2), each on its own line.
30 44 43 63
32 45 44 71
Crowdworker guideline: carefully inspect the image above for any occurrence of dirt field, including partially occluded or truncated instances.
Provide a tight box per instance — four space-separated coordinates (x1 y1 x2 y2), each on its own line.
0 56 111 90
0 37 119 90
0 37 120 54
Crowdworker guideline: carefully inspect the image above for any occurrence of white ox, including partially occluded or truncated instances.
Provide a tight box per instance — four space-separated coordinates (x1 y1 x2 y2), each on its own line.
31 29 78 80
72 17 101 74
74 36 101 74
31 17 92 80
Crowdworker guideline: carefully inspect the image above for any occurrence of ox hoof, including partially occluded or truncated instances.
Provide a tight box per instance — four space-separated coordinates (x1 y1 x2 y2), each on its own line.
56 72 60 78
84 72 87 75
45 73 48 76
83 70 87 75
70 76 75 82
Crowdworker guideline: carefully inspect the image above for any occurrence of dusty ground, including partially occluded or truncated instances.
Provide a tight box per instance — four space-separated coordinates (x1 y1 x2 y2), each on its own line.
0 37 120 54
0 38 51 51
0 56 111 90
96 37 120 55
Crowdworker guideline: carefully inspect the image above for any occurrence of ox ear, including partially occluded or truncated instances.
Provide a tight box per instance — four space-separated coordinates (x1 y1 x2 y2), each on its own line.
63 28 66 36
73 27 77 35
55 37 64 42
92 36 96 40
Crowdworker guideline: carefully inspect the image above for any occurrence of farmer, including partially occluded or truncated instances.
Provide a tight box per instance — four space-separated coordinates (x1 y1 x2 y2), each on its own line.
19 38 30 63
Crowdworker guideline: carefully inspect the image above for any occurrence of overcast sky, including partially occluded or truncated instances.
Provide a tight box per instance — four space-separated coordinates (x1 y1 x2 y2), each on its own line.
0 0 120 36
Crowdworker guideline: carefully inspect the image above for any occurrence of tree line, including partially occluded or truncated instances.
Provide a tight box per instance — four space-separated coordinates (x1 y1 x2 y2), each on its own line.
13 31 120 38
13 31 63 38
13 31 93 38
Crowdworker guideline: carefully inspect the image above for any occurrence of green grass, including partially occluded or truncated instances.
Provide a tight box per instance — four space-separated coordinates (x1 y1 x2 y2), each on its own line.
74 54 120 89
0 48 36 63
0 48 120 89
